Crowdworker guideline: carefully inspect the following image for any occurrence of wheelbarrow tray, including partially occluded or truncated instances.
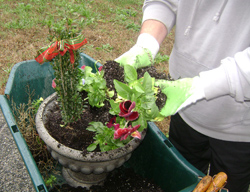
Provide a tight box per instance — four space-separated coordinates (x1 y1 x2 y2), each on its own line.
0 53 221 192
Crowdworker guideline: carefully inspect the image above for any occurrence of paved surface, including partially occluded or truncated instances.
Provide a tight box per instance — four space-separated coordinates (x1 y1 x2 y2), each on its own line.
0 108 35 192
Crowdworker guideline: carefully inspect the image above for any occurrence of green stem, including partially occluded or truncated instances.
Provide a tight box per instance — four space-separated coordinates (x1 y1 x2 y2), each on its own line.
94 60 101 73
124 120 129 128
59 55 67 120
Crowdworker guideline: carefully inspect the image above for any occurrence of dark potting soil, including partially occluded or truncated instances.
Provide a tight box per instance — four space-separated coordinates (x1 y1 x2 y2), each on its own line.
45 61 168 192
51 166 164 192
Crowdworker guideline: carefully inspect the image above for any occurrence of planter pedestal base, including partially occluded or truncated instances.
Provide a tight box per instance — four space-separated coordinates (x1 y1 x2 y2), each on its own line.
62 167 107 189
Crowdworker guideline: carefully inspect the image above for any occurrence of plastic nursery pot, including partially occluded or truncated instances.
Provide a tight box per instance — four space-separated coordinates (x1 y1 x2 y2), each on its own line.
0 53 229 192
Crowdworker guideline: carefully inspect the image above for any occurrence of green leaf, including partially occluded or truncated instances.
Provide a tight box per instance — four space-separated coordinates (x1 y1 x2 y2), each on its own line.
102 145 112 152
87 122 105 132
142 72 153 93
148 104 159 118
84 66 93 78
115 142 125 148
107 90 115 98
124 65 137 83
134 83 145 93
87 143 98 152
141 95 155 109
133 116 147 131
86 126 97 132
109 100 120 115
114 80 132 99
130 90 142 103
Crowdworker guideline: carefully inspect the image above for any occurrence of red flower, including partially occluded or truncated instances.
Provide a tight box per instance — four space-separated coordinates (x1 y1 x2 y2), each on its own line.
80 65 86 70
98 66 103 71
119 100 139 121
114 124 141 141
52 78 56 89
107 117 120 130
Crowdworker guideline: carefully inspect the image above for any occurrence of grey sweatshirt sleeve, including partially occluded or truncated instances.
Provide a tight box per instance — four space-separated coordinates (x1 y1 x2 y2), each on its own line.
142 0 178 34
200 47 250 102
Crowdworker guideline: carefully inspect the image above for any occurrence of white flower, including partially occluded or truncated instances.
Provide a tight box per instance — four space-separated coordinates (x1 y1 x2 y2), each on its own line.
82 78 85 85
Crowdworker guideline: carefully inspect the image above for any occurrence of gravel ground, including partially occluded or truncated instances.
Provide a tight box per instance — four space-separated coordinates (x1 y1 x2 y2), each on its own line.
0 108 35 192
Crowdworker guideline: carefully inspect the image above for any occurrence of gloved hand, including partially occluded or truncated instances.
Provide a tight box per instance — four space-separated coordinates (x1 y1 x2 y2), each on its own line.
115 33 159 69
155 76 206 117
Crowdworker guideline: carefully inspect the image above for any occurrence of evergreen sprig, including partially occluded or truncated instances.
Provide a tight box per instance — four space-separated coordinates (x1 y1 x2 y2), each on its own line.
49 19 83 124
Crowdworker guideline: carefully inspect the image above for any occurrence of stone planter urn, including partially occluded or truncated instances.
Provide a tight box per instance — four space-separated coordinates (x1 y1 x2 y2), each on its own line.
35 92 146 189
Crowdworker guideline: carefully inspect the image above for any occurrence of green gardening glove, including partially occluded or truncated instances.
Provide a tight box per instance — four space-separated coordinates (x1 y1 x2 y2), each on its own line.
115 33 159 69
155 77 205 117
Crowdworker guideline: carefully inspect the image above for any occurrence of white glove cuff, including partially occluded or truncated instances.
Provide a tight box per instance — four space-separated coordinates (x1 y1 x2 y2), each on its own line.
192 76 206 100
136 33 159 59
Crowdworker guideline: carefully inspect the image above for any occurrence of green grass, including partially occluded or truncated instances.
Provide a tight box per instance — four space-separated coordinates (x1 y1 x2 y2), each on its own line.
0 0 171 95
96 43 114 52
155 53 170 64
2 1 100 29
0 0 144 41
1 0 142 30
0 62 13 89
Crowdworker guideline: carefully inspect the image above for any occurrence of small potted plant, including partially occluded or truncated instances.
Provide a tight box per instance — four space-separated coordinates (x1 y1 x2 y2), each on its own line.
35 19 164 189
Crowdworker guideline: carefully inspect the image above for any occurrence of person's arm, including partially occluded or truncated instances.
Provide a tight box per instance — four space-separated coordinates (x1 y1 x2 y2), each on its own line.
155 47 250 117
200 47 250 102
139 19 168 45
114 20 168 69
115 0 177 69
